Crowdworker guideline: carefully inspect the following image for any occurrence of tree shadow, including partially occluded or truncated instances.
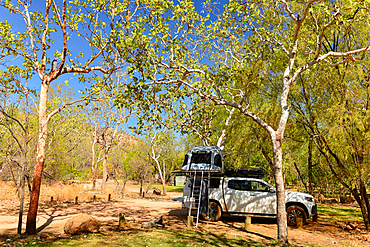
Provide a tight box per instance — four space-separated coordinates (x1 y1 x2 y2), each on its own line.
36 209 66 233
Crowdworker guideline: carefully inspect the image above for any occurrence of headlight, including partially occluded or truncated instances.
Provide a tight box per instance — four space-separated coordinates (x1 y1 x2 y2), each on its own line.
305 196 314 202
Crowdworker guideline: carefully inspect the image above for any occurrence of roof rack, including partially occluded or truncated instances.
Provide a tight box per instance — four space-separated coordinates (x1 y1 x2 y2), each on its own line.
173 168 265 179
224 168 265 178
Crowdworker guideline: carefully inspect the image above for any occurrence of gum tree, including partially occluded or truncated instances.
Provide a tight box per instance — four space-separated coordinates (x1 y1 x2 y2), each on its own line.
121 0 370 243
290 59 370 228
0 72 37 234
0 0 150 234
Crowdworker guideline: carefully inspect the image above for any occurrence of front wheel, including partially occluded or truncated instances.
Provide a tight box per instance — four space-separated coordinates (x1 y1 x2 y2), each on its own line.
202 201 222 222
287 205 307 226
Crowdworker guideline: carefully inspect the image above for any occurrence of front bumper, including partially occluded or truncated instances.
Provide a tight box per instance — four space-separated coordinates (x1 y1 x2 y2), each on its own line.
311 204 317 216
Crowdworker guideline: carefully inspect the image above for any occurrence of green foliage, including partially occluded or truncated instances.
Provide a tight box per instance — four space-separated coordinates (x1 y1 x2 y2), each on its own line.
44 84 93 181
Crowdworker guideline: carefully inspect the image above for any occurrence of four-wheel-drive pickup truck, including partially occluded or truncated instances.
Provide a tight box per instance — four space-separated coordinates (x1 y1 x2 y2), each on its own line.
183 176 317 226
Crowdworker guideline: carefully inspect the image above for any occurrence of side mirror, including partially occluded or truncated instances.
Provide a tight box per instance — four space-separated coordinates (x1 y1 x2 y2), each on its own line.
269 188 276 193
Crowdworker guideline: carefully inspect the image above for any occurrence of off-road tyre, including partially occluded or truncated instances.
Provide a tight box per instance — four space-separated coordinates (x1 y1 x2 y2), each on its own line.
287 205 307 226
202 201 222 222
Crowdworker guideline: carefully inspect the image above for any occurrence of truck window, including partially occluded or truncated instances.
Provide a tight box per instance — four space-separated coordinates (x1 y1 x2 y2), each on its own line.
191 153 211 164
187 178 220 188
214 154 222 168
182 154 189 168
210 178 220 188
250 181 270 192
228 180 251 191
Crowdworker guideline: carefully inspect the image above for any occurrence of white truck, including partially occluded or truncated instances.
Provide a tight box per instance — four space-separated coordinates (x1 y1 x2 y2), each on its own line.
181 146 317 226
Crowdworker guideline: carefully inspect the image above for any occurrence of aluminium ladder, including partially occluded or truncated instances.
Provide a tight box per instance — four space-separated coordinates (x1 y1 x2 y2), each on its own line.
188 170 204 228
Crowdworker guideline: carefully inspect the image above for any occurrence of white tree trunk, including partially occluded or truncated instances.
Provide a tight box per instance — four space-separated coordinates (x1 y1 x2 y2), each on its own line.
101 150 108 194
216 107 235 150
271 133 288 242
151 146 166 195
91 125 98 189
26 82 49 234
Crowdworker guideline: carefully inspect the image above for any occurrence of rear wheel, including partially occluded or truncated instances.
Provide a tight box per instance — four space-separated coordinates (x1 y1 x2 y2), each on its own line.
202 201 222 222
287 205 307 226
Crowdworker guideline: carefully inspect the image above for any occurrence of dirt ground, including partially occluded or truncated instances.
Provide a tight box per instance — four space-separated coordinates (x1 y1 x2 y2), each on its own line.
1 181 370 246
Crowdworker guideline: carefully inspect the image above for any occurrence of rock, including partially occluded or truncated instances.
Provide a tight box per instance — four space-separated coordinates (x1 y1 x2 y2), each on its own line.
347 222 358 230
325 198 338 204
64 214 101 235
142 216 164 228
339 196 355 204
314 193 325 202
153 189 161 195
337 222 346 229
39 233 49 239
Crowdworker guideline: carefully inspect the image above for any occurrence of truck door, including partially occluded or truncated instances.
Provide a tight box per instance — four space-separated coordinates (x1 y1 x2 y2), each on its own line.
224 178 252 213
246 180 276 215
224 178 276 215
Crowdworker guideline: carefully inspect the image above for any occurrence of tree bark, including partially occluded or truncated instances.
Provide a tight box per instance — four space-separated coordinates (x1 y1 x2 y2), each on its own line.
271 134 288 243
155 160 166 195
359 177 370 230
216 107 235 150
17 134 28 234
101 150 108 194
92 168 97 189
139 179 143 195
150 146 166 196
26 82 49 235
293 162 308 192
308 139 313 194
91 125 98 189
162 160 166 195
17 168 25 234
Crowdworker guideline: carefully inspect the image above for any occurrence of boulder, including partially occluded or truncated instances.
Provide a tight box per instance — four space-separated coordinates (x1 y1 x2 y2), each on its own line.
339 196 355 204
142 216 164 228
313 193 325 202
153 189 161 195
64 214 101 235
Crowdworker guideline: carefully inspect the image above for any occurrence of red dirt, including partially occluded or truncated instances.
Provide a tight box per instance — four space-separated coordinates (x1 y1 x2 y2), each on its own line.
0 181 369 246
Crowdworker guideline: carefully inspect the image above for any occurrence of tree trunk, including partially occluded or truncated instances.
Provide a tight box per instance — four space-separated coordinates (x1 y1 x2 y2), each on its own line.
92 168 97 189
150 145 166 195
308 139 313 194
271 134 288 243
26 82 49 235
359 177 370 230
216 107 235 150
161 160 166 195
140 179 143 195
293 162 307 192
91 126 98 189
17 143 27 234
352 188 369 230
153 159 166 195
26 174 32 193
101 150 108 194
17 168 25 234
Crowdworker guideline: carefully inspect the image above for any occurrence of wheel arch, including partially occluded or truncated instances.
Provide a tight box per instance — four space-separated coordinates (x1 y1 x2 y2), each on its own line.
286 202 309 218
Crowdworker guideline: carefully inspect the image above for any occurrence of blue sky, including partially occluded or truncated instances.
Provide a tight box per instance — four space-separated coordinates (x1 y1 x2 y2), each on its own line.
0 0 228 136
0 0 221 92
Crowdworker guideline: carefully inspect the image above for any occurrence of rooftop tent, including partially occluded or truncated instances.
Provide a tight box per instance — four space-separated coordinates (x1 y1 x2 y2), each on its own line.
181 146 224 173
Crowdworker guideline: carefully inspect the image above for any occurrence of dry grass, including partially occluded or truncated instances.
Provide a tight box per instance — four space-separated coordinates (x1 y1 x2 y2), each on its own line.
0 179 179 214
39 181 121 203
0 181 23 214
0 180 134 213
